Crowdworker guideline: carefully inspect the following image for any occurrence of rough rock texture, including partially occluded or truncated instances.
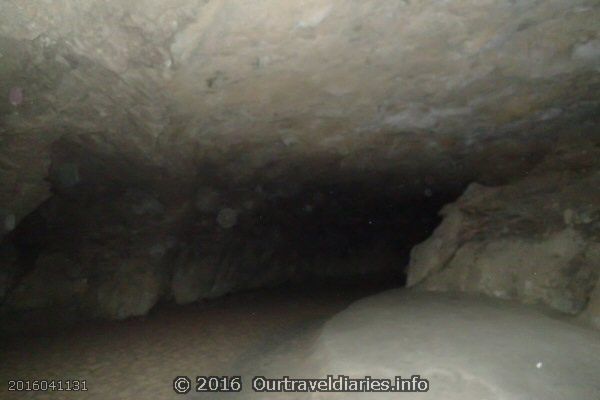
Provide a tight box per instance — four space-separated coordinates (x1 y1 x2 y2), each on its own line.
0 179 421 331
407 144 600 324
1 0 599 232
0 186 185 326
1 1 599 329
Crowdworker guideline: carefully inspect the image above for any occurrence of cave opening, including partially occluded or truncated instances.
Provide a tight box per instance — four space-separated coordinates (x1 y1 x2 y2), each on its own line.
0 160 462 336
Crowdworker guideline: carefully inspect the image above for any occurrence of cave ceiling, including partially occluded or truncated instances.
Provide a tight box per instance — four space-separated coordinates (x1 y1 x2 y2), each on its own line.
0 0 599 228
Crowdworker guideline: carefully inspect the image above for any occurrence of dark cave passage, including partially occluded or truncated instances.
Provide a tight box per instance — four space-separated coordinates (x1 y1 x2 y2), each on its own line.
0 178 466 399
1 1 599 399
0 172 461 336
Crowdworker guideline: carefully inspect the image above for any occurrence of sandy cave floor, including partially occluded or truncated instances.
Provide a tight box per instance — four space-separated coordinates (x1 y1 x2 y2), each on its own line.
0 284 381 400
1 284 599 400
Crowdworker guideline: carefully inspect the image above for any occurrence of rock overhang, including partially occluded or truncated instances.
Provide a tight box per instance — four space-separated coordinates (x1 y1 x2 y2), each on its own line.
0 0 598 230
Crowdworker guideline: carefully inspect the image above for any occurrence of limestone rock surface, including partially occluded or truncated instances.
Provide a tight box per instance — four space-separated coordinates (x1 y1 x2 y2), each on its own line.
1 0 599 230
407 145 600 320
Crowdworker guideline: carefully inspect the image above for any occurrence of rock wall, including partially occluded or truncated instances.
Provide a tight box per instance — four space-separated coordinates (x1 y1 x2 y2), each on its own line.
0 179 429 333
0 0 598 333
0 186 186 328
407 142 600 327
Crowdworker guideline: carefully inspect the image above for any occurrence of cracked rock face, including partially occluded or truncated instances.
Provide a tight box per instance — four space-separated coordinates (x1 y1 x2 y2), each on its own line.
0 0 599 230
407 143 600 324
